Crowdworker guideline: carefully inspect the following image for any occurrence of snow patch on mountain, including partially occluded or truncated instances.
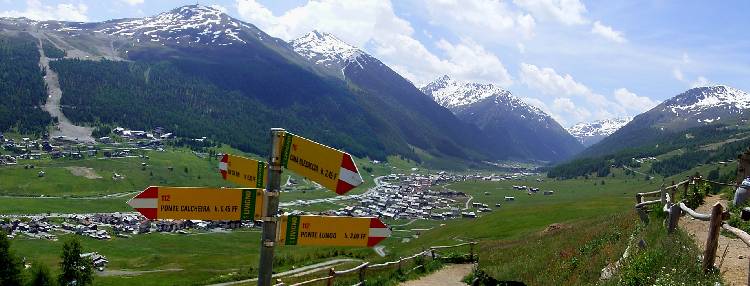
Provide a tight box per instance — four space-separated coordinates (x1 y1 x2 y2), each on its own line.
94 5 251 46
420 75 546 117
663 85 750 116
291 31 363 67
567 117 632 144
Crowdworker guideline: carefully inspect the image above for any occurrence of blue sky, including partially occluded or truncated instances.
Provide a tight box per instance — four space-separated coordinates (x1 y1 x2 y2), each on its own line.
2 0 749 126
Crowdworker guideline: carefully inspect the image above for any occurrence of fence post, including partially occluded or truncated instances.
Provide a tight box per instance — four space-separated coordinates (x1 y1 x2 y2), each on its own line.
470 243 475 262
703 203 724 272
326 268 335 286
684 177 690 198
358 263 368 285
636 193 642 204
668 203 681 234
398 257 403 272
636 206 649 224
430 247 435 260
660 184 666 205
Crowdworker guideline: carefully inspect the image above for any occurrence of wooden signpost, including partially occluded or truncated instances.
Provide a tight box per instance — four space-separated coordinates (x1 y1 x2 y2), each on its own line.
128 128 389 286
277 215 391 247
127 186 264 221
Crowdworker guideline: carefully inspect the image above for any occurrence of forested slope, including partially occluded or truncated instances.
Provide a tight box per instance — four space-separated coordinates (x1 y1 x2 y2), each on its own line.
0 32 51 134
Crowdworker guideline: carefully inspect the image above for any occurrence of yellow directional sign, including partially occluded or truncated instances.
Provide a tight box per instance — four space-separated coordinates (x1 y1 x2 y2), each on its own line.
277 215 391 247
280 133 363 195
127 186 264 221
219 154 267 188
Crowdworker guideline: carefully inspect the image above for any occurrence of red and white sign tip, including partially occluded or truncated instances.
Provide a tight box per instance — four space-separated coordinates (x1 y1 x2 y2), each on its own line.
367 218 391 247
336 153 363 195
127 186 158 220
219 154 228 179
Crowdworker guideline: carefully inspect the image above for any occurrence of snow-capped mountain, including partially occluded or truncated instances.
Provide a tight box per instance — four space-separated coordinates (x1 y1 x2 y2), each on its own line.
661 85 750 123
28 4 286 48
291 31 363 70
421 76 584 161
567 117 632 146
290 31 503 161
421 75 546 117
582 85 750 157
291 31 385 80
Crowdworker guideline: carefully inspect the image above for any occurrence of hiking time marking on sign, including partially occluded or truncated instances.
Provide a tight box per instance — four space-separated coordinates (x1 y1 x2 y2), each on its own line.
219 154 267 188
280 133 363 195
277 215 391 247
127 186 264 221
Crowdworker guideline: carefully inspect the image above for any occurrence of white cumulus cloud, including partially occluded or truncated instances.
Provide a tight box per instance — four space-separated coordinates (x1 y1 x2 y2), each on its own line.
520 63 659 124
0 0 88 21
519 63 590 96
512 0 588 25
235 0 512 86
120 0 144 6
613 88 658 113
691 76 711 88
591 21 626 43
421 0 536 40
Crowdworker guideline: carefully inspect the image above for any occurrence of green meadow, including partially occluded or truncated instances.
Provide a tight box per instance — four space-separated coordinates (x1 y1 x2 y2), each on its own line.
1 144 732 285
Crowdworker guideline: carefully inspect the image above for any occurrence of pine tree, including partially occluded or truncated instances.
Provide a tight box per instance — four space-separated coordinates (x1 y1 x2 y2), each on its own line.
29 262 55 286
58 238 93 286
0 231 23 286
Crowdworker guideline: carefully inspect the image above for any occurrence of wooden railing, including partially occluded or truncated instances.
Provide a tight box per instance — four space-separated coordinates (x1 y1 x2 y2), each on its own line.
634 176 750 284
271 242 477 286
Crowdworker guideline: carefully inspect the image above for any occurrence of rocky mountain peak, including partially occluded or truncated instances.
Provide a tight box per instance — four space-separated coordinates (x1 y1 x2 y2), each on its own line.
290 30 364 70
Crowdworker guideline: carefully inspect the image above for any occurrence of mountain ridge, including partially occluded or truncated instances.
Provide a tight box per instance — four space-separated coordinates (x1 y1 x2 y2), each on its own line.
421 75 584 162
567 117 633 147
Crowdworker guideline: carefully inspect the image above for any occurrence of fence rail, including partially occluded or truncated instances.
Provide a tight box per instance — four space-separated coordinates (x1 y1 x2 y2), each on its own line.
634 175 750 284
273 242 477 286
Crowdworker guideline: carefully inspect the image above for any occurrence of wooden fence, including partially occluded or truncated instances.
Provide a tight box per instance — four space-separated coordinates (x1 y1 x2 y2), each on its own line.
271 242 477 286
634 175 750 284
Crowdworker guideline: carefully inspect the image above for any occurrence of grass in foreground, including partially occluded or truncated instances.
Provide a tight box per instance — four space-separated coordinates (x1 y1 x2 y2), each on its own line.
603 212 722 286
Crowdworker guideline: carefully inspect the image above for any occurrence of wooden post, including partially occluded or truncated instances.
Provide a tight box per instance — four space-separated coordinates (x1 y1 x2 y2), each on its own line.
684 177 690 198
660 184 666 205
397 257 403 272
637 206 649 224
668 203 682 234
703 203 724 272
358 263 368 284
470 243 475 262
636 193 642 204
430 248 436 260
326 268 335 286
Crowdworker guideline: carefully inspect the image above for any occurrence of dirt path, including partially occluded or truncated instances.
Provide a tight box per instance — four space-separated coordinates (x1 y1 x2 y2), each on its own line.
399 264 473 286
36 36 94 143
681 195 748 285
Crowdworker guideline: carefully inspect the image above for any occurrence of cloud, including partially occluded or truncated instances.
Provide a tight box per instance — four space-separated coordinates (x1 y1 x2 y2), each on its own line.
519 63 590 96
552 97 591 126
591 21 626 43
682 52 690 64
520 63 659 124
209 4 228 14
691 76 711 88
512 0 588 25
435 38 513 86
0 0 88 21
421 0 536 40
235 0 512 86
613 88 658 113
672 67 684 81
120 0 144 6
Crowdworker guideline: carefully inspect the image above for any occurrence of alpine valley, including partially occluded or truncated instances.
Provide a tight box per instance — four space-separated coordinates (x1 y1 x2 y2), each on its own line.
1 4 579 166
